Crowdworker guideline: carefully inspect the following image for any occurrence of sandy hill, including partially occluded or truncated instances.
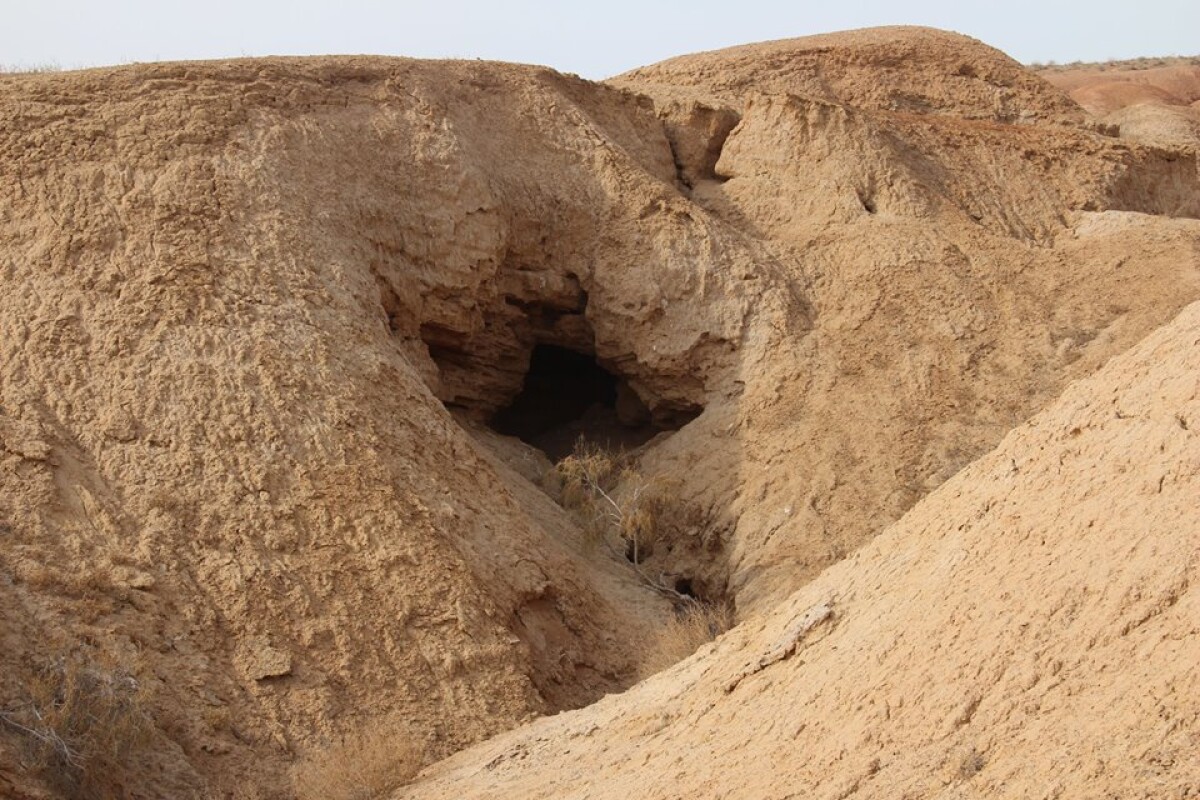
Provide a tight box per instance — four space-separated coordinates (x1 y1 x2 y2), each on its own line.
406 295 1200 800
612 26 1085 124
0 26 1196 800
1038 57 1200 150
610 26 1200 614
1038 56 1200 114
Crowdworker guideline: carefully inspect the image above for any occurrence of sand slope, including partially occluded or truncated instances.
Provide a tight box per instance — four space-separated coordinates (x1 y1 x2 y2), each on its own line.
406 298 1200 799
613 27 1200 612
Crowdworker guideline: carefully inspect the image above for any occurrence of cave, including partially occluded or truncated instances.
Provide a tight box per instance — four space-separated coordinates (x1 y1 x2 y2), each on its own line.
418 288 702 461
491 344 666 461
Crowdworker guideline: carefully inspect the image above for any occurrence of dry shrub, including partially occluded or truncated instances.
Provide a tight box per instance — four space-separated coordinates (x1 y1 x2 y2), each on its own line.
0 63 61 75
16 561 117 601
640 602 734 678
293 720 423 800
0 654 155 800
551 439 677 565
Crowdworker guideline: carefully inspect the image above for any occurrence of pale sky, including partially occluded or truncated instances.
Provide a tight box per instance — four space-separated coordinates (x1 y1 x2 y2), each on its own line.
2 0 1197 78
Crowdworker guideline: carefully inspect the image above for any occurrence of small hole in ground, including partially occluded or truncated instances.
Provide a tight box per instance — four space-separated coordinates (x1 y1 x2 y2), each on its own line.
674 578 696 598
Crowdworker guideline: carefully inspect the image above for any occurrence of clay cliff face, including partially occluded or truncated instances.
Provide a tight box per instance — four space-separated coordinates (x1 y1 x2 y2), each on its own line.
0 25 1197 800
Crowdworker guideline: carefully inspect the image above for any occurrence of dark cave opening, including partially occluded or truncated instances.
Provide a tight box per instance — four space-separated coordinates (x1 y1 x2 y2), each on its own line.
491 344 671 461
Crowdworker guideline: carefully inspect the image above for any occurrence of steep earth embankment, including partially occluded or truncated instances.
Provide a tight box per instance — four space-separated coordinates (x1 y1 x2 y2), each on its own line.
405 297 1200 800
0 56 802 798
611 26 1200 611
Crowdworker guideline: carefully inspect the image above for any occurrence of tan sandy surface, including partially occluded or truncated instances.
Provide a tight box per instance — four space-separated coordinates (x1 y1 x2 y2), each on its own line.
0 26 1197 799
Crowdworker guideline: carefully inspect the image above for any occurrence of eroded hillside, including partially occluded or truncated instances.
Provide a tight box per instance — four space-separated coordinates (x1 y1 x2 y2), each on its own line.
612 26 1200 612
1038 55 1200 149
407 293 1200 800
0 25 1197 800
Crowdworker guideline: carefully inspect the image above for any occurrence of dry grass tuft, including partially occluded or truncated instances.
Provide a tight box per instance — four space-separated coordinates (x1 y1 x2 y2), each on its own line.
1028 55 1200 73
0 654 155 800
551 439 678 566
640 602 734 678
0 63 62 75
293 720 423 800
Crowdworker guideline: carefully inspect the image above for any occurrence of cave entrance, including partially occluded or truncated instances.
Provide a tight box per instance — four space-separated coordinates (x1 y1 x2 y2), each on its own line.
491 344 664 461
